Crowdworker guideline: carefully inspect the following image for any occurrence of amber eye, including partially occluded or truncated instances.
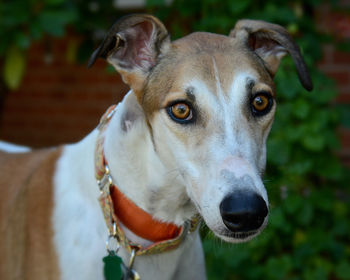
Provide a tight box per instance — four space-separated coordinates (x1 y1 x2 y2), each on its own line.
167 102 193 123
251 92 273 116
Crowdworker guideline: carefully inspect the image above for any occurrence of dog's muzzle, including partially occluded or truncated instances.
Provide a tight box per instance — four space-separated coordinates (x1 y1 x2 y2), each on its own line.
219 190 268 233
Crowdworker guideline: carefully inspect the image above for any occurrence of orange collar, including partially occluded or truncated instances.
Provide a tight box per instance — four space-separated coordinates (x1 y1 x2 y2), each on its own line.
95 105 199 255
110 179 181 242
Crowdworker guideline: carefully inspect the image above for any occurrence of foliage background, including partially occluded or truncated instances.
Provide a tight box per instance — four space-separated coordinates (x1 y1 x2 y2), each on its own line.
0 0 349 279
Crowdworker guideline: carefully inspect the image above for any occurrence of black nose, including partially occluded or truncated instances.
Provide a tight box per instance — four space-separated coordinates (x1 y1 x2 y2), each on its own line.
220 191 268 232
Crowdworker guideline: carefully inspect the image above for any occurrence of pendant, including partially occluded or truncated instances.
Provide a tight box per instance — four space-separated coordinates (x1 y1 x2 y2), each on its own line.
103 253 123 280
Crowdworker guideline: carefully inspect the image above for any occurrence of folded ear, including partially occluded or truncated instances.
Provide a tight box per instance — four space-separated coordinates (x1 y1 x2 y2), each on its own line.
230 20 313 91
88 14 170 101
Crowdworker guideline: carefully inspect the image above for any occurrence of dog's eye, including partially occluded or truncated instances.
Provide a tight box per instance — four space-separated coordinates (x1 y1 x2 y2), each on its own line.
251 92 273 116
167 102 193 123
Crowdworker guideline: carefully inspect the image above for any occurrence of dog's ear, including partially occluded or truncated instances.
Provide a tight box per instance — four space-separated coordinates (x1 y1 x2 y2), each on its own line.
230 20 313 91
88 14 170 101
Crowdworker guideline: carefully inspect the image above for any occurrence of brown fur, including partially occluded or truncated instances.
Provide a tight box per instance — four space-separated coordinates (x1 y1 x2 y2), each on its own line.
143 32 275 117
0 148 62 280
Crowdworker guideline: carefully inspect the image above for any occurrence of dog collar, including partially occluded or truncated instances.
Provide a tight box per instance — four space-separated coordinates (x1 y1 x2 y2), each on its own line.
95 105 200 256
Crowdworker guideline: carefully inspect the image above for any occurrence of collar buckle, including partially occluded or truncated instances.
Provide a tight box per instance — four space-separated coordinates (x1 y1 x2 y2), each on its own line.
97 165 113 193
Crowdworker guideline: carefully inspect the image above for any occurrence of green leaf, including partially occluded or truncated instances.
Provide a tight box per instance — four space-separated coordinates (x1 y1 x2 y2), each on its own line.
45 0 66 5
292 98 310 119
15 32 30 49
307 258 333 280
65 39 79 64
267 137 291 165
316 157 343 180
29 21 44 40
265 255 293 280
338 104 350 129
0 2 31 27
288 158 313 175
304 268 328 280
310 190 333 212
297 203 313 226
146 0 168 7
229 0 252 14
38 9 77 37
301 134 326 152
336 261 350 280
106 65 117 74
269 207 287 230
2 45 26 90
284 195 303 215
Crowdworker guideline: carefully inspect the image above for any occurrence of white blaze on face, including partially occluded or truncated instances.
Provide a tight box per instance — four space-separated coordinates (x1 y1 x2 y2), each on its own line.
220 156 268 201
180 70 270 241
221 156 255 179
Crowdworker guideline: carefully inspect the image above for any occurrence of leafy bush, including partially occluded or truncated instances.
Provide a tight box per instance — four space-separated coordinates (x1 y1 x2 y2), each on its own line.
0 0 349 279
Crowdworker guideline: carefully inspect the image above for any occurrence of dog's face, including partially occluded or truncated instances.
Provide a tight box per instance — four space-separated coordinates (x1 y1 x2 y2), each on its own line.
143 35 276 241
89 15 312 242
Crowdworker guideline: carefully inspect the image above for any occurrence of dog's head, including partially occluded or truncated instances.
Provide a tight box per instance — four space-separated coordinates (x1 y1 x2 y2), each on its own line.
89 14 312 243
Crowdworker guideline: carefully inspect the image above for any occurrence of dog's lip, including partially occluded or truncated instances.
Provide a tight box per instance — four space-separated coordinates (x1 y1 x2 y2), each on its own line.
222 230 258 239
213 229 261 243
220 217 269 240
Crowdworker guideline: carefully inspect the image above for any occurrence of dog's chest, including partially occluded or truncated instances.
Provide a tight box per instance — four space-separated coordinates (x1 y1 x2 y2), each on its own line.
52 143 201 280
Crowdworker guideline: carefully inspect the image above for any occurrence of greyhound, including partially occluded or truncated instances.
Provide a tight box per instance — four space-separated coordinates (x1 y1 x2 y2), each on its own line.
0 14 312 280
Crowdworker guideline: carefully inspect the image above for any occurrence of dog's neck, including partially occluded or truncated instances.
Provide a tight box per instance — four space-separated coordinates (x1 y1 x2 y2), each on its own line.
101 92 197 228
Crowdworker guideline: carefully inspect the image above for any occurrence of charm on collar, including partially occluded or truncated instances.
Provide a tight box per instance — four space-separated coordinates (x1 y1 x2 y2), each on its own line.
103 223 140 280
103 224 123 280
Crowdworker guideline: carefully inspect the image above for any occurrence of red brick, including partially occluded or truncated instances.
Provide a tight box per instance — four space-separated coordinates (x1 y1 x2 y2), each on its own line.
319 45 334 65
0 36 129 148
337 95 350 103
337 128 350 167
332 50 350 64
324 70 350 86
340 127 350 144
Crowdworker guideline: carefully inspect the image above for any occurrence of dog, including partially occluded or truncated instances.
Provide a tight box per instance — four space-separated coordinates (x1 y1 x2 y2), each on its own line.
0 14 312 280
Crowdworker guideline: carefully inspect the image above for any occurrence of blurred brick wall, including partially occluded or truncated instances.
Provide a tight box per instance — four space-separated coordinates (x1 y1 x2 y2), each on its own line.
319 45 350 167
0 38 129 148
317 7 350 167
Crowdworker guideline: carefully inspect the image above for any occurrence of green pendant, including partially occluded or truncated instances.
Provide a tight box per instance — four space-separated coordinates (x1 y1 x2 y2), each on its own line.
103 253 123 280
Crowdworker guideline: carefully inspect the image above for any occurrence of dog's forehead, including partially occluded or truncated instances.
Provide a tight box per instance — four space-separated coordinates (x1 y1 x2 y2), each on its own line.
142 32 274 115
172 32 237 52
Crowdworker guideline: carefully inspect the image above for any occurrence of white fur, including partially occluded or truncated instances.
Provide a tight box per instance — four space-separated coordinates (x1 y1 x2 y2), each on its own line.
0 141 31 153
53 132 107 280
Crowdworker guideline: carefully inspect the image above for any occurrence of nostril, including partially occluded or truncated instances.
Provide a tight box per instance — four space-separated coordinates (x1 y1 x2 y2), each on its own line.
222 213 243 225
221 213 246 231
220 191 268 232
